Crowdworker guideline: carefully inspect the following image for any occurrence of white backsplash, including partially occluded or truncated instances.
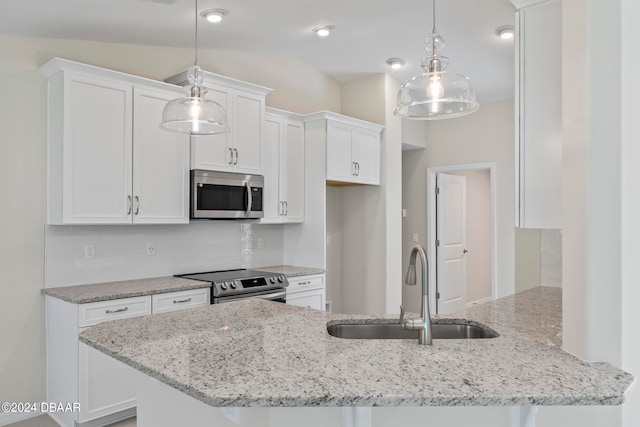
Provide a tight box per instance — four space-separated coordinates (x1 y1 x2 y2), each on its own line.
541 229 562 287
44 222 285 287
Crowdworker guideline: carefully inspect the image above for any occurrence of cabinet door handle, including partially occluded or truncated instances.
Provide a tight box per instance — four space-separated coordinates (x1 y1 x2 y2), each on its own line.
228 148 233 165
234 148 239 165
127 195 132 215
173 297 192 304
134 196 140 215
284 201 288 215
352 162 356 176
279 201 284 216
356 162 360 176
105 307 128 314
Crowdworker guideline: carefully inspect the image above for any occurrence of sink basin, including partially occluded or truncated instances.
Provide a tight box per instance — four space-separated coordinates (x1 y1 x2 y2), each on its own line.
326 321 499 340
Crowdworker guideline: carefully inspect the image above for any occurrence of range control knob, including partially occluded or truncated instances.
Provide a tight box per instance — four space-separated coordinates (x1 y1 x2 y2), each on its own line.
220 283 228 291
277 275 285 283
270 277 277 284
230 281 237 289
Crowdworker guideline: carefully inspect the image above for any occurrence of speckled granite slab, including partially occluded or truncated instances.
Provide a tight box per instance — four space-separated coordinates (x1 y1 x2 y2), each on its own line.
258 265 325 277
42 276 211 304
79 287 634 407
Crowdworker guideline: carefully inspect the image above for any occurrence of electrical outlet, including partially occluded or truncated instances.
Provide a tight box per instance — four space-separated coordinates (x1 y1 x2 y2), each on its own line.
257 238 265 249
146 242 156 256
326 235 332 245
412 233 419 242
84 244 95 259
325 300 332 312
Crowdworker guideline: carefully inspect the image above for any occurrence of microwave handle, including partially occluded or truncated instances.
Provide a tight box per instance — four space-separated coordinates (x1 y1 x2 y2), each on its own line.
245 182 252 217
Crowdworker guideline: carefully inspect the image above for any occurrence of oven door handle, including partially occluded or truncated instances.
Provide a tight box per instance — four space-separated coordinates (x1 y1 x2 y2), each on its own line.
256 290 287 301
245 181 252 217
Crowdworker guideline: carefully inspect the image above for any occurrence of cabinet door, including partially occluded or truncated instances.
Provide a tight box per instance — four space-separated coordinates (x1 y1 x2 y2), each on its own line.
282 120 305 222
233 92 263 174
261 114 283 222
326 122 355 182
78 342 136 422
63 74 133 223
517 0 562 228
191 85 233 171
133 87 189 224
352 128 380 185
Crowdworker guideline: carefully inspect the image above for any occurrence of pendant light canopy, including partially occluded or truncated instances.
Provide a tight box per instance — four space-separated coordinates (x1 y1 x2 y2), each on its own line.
161 0 229 135
395 0 479 120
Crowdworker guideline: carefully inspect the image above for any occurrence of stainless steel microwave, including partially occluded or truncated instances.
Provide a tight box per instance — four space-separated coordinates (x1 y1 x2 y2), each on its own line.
190 170 264 219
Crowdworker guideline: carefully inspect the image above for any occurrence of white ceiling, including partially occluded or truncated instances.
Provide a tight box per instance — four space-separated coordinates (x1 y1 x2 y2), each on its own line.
0 0 516 104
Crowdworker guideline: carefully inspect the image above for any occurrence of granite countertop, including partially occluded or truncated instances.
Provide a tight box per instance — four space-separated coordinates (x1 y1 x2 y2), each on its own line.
79 287 634 407
258 265 325 277
42 276 211 304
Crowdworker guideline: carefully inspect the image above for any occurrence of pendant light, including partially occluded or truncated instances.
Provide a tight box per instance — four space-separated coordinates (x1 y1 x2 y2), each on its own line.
395 0 479 120
161 0 228 135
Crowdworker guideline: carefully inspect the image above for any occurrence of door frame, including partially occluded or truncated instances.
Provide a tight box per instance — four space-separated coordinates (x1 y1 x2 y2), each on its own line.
427 163 497 314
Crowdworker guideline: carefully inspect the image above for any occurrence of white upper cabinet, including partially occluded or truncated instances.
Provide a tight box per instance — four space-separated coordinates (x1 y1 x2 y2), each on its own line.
165 70 272 175
516 0 562 229
307 111 383 186
132 87 189 224
261 108 305 223
41 58 189 225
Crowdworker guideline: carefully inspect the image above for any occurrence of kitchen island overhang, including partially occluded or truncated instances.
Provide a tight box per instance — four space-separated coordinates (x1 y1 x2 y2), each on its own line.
79 287 634 425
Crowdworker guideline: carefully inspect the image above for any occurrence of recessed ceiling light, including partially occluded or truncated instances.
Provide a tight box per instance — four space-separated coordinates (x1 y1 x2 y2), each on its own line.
386 58 406 70
201 9 226 23
495 26 515 40
312 25 334 37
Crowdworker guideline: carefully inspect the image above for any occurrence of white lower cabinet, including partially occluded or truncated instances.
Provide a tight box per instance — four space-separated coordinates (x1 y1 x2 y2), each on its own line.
46 288 209 427
286 274 326 311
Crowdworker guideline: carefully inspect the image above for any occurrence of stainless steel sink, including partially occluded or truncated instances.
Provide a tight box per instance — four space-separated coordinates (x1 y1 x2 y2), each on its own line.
326 321 499 340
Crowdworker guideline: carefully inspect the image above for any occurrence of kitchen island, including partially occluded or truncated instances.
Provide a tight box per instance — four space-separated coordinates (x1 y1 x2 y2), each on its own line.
79 287 633 426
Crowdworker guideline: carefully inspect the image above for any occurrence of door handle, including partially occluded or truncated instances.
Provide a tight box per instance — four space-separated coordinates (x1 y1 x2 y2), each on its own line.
245 182 252 217
134 196 140 215
234 148 239 165
463 249 468 255
127 195 132 215
356 162 360 176
285 201 288 215
228 148 233 165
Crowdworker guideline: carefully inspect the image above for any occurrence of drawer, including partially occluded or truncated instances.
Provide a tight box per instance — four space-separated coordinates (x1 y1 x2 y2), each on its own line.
286 274 325 293
152 288 210 314
79 296 151 327
287 289 324 311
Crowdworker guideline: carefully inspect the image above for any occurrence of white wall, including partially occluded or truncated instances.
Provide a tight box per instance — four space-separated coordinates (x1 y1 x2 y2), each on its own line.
541 0 640 425
401 101 516 314
515 228 541 293
0 33 341 410
332 74 403 315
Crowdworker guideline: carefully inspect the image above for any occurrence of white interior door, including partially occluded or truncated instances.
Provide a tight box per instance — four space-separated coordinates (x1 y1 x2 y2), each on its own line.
436 173 467 314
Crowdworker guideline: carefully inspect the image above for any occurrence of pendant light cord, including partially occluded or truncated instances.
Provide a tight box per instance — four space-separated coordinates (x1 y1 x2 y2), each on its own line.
432 0 437 35
194 0 199 66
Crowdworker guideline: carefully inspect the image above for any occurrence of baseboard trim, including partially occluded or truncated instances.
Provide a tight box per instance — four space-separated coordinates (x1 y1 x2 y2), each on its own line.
0 411 41 426
467 296 493 308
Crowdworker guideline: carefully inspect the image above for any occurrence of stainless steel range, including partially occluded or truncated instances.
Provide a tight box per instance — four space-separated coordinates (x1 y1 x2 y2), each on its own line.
177 269 288 304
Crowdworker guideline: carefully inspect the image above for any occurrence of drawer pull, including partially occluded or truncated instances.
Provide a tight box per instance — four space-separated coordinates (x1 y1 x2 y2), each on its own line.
105 307 128 314
300 281 310 286
173 298 192 304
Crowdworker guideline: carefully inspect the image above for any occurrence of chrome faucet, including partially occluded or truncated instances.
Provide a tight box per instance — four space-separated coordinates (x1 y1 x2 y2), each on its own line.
400 245 433 345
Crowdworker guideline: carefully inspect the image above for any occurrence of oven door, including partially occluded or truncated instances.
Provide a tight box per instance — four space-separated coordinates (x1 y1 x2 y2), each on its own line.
191 170 264 219
213 288 287 304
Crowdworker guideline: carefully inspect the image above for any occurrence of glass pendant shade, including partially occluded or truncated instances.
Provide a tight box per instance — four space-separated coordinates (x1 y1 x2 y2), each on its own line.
395 67 479 120
395 5 479 120
161 66 228 135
